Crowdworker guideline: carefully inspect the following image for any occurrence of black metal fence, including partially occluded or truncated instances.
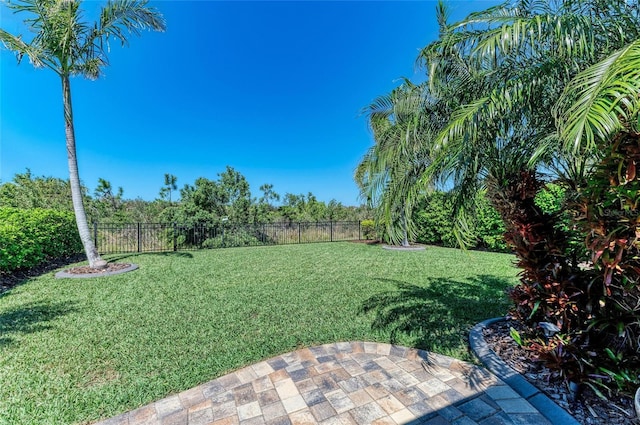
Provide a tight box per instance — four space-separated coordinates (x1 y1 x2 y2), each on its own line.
93 221 364 254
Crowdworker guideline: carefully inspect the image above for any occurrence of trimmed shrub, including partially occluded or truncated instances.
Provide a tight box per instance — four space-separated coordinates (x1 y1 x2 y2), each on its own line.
0 207 82 273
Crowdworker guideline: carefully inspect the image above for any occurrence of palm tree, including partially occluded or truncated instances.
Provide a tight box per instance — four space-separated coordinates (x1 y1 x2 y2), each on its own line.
356 80 436 246
0 0 165 268
411 0 640 249
414 0 640 389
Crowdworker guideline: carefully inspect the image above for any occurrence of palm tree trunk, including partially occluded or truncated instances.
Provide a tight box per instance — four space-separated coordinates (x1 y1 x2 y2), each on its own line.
401 208 409 247
62 75 107 269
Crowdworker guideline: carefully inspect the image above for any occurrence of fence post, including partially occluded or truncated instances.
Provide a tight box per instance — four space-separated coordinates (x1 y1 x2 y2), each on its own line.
173 223 177 251
330 221 333 242
137 222 141 253
358 220 361 240
93 222 98 251
298 222 301 244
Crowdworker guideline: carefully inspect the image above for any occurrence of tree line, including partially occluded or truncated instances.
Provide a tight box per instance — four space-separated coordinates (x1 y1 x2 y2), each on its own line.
0 168 372 225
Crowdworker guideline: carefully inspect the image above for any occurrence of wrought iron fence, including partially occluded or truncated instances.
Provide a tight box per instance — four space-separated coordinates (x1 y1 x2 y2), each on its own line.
93 221 364 254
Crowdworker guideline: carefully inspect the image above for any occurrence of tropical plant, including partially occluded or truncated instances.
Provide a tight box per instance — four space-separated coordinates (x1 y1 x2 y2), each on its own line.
572 131 640 394
422 0 640 394
0 0 165 268
356 80 438 246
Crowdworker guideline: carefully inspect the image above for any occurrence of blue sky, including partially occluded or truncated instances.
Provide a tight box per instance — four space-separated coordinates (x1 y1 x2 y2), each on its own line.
0 0 499 206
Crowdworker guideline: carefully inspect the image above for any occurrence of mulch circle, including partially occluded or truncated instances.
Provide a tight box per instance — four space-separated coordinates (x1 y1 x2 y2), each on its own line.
483 318 639 425
55 263 138 279
381 244 426 251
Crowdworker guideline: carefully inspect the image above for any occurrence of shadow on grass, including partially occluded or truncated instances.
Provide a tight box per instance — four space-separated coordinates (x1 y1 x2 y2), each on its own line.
0 301 78 348
105 251 194 262
360 275 513 353
1 254 87 296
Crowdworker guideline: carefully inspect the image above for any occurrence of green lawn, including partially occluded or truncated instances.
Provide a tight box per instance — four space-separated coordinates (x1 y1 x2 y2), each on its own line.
0 242 518 424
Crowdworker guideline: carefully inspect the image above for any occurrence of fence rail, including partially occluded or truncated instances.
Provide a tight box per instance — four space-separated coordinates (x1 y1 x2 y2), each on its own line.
93 221 364 254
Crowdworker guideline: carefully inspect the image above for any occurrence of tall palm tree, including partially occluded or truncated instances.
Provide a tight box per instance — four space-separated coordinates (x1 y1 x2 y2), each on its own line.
0 0 165 268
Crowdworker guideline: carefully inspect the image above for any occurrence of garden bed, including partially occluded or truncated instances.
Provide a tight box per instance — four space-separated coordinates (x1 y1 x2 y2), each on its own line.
483 318 638 425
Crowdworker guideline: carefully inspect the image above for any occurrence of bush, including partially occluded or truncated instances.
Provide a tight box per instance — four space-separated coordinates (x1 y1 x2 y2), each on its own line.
413 191 507 251
0 207 82 273
474 194 508 252
413 192 455 247
536 183 588 266
202 227 263 249
571 132 640 395
360 219 376 240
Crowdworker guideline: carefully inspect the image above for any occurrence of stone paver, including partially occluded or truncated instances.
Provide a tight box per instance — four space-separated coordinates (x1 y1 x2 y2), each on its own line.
94 342 557 425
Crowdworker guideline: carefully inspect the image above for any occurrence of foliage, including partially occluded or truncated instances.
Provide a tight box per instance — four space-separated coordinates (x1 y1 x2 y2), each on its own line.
0 207 82 272
202 227 263 249
534 183 565 214
0 0 165 269
491 171 586 334
167 167 252 226
0 169 79 211
158 174 178 203
412 191 506 252
0 169 370 226
0 243 517 424
413 192 456 247
474 195 508 252
536 183 589 266
360 219 376 240
90 178 126 222
571 131 640 394
356 80 437 246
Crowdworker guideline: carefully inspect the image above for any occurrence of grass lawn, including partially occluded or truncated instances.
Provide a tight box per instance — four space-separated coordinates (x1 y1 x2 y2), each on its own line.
0 242 518 424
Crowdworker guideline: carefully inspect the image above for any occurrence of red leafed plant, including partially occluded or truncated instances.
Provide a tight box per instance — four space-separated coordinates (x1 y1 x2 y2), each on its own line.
487 170 587 334
572 131 640 395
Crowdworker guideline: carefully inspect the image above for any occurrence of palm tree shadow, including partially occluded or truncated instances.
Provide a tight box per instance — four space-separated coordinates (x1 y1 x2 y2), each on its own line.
360 275 513 353
0 301 78 348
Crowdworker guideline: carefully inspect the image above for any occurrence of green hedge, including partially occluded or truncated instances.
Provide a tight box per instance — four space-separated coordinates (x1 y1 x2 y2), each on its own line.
413 191 508 252
0 207 83 273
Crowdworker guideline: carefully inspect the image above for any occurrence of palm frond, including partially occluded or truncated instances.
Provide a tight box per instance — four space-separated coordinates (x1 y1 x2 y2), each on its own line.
555 39 640 152
99 0 166 47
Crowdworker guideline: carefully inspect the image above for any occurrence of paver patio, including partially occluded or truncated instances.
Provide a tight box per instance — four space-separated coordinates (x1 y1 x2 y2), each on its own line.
95 342 552 425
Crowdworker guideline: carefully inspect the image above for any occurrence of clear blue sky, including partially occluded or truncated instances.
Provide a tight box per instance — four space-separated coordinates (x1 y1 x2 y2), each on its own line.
0 0 499 206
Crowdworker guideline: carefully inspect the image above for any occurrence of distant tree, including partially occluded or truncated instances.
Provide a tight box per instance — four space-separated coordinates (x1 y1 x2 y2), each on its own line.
171 166 252 225
159 173 178 204
326 199 347 221
259 183 280 206
279 192 331 222
91 178 124 221
218 166 252 224
254 183 280 223
0 0 165 268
